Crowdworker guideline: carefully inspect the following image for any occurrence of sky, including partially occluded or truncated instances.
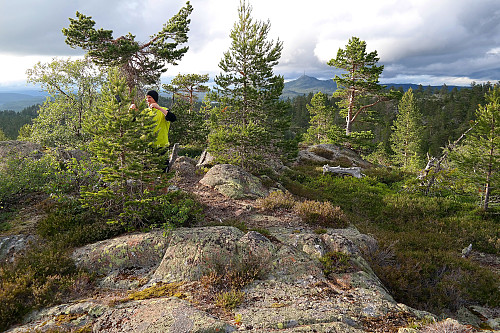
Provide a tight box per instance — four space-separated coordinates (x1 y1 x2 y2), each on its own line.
1 0 500 90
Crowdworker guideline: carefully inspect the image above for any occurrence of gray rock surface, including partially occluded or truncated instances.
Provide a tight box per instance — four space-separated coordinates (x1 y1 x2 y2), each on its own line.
200 164 269 199
6 225 435 332
296 144 373 169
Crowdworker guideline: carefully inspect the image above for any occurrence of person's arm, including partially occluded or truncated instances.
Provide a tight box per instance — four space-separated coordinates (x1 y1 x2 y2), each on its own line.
149 102 169 116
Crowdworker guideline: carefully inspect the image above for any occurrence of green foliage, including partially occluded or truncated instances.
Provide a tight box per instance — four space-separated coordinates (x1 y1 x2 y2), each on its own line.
0 243 92 331
319 251 354 276
328 36 400 135
37 198 124 248
0 127 9 141
215 289 245 311
390 88 424 170
0 153 60 208
303 92 337 144
0 105 39 140
26 57 106 148
167 98 208 147
62 2 193 89
79 70 175 230
367 249 499 314
206 0 292 172
283 164 499 314
450 86 500 211
163 73 209 107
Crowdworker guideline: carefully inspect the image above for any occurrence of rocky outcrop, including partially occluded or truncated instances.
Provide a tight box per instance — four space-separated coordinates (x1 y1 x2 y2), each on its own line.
296 144 373 169
71 230 169 290
200 164 269 199
0 234 36 264
8 226 436 332
0 140 88 171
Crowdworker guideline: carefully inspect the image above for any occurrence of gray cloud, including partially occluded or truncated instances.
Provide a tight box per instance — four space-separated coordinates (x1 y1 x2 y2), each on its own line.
1 0 500 86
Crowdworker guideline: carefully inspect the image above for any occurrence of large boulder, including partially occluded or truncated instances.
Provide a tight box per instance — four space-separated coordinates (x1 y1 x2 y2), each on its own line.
200 164 269 199
296 144 373 169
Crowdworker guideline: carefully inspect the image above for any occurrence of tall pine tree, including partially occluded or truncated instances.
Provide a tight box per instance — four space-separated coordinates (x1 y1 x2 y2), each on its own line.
390 88 424 170
62 2 193 91
328 37 399 136
206 0 290 172
451 86 500 210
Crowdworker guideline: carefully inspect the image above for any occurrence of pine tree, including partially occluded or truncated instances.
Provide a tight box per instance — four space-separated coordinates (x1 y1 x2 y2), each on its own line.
451 86 500 210
80 69 162 228
163 73 209 111
206 0 290 172
304 92 339 144
62 2 193 90
328 37 399 136
390 88 424 170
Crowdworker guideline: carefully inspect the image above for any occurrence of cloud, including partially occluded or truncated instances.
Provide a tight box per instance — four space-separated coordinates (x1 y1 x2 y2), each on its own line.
1 0 499 86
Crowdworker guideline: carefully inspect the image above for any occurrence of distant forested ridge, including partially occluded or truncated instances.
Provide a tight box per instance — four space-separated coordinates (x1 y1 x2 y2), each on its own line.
0 105 39 139
283 80 494 157
0 77 494 159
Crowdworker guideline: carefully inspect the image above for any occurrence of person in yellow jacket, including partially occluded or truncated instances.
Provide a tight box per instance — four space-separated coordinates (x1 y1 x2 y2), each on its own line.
130 90 173 171
145 90 171 148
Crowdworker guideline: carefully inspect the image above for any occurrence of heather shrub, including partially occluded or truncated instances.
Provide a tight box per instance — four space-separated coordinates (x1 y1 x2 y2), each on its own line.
200 246 272 294
293 200 348 227
256 190 296 211
0 243 92 331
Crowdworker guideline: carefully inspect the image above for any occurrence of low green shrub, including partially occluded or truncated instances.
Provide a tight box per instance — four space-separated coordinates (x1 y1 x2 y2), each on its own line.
37 198 124 247
319 251 354 277
293 200 348 228
367 248 500 314
81 188 203 232
0 153 59 207
215 289 245 311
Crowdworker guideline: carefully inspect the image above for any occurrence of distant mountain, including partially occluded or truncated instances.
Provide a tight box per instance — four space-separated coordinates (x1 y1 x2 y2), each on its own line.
282 75 467 99
0 92 47 112
282 75 336 99
382 83 467 91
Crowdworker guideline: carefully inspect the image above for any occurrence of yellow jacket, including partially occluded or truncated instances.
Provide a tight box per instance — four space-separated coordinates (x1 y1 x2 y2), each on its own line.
149 107 171 147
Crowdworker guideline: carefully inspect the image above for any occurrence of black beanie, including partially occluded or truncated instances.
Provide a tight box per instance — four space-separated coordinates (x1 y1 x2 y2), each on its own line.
146 90 159 103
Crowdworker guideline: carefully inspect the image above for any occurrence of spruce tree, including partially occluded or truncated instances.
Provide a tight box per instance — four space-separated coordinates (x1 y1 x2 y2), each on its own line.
206 0 290 172
390 88 424 170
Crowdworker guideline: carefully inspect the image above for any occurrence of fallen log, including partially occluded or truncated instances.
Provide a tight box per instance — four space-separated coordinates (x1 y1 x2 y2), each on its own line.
322 164 364 178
